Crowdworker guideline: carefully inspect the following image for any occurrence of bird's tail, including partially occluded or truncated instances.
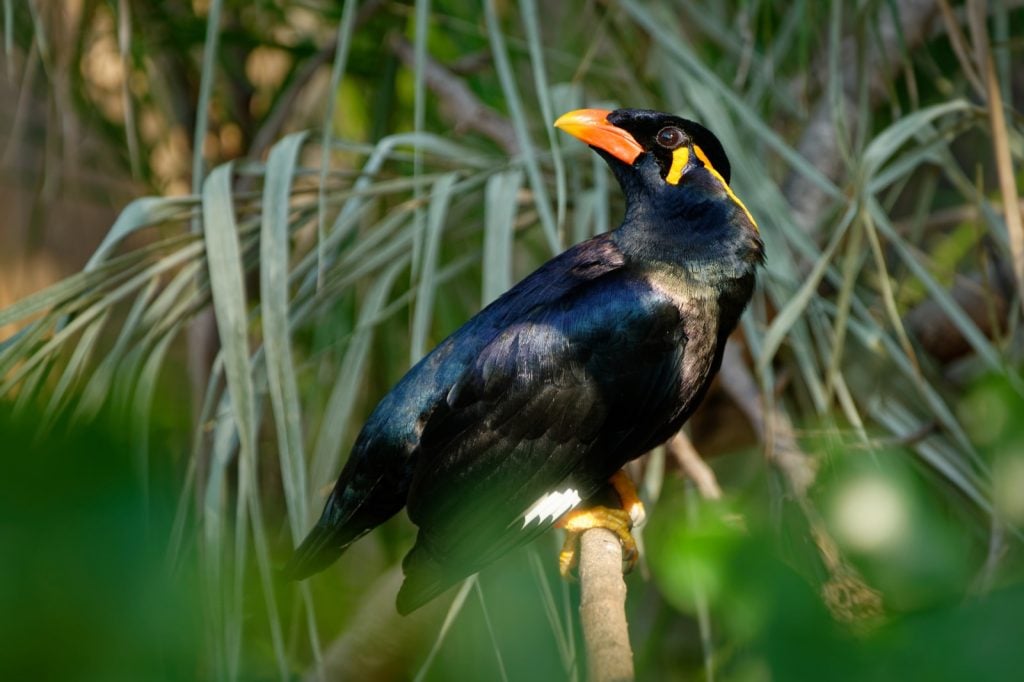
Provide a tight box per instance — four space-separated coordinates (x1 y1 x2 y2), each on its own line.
282 520 363 581
396 546 445 615
283 488 371 580
395 542 469 615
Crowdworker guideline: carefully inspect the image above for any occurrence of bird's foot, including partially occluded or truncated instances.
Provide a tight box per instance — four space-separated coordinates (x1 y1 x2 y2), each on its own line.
557 506 637 577
556 470 646 578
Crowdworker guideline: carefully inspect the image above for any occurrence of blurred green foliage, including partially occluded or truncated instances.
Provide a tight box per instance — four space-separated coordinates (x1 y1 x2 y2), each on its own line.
5 387 1023 681
642 376 1024 681
0 403 200 681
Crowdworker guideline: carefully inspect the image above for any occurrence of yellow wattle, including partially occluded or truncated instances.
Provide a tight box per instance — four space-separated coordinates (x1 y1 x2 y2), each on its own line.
693 145 758 231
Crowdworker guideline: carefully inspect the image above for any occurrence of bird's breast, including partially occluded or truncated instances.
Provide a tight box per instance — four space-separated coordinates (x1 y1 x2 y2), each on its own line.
641 265 724 412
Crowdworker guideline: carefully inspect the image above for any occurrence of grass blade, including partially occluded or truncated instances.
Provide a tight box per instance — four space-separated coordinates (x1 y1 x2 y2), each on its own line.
620 0 841 201
483 0 560 254
191 0 225 221
758 202 858 372
483 170 522 305
201 162 258 680
519 0 567 237
411 173 458 363
317 0 358 289
413 576 477 682
261 131 312 539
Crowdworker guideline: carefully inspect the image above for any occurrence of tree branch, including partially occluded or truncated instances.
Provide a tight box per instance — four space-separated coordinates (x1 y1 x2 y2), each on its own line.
579 528 634 682
389 35 520 156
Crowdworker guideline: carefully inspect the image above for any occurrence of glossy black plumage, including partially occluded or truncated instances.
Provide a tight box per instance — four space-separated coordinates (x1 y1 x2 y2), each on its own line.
286 108 764 614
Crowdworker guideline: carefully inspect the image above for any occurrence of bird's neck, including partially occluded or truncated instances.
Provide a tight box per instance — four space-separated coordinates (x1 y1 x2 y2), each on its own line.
613 188 763 288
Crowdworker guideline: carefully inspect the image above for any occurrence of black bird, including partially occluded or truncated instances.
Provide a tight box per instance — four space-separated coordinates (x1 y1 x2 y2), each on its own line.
286 108 764 614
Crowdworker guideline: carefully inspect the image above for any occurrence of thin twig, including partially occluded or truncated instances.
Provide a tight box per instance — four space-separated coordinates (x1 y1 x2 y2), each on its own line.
578 528 634 682
666 431 722 500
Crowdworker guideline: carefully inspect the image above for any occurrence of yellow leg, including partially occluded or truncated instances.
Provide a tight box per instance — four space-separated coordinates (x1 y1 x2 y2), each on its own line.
556 470 646 578
609 470 646 528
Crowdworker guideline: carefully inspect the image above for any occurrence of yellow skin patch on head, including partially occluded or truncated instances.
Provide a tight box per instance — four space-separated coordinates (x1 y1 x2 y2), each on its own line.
665 146 689 185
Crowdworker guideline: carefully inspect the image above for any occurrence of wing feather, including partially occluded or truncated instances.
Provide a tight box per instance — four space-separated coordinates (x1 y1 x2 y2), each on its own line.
397 272 687 612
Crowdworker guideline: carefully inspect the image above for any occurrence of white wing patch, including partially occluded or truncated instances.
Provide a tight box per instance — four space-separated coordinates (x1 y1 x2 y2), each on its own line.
522 488 582 528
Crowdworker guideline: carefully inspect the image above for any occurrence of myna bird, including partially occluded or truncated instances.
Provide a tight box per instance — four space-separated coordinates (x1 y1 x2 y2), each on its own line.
286 108 763 614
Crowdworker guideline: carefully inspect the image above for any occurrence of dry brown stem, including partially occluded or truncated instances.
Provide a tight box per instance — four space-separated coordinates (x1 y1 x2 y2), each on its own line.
966 0 1024 318
666 431 722 500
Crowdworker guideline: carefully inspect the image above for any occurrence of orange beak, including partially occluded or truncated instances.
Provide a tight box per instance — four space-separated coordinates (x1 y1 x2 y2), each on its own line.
554 109 644 165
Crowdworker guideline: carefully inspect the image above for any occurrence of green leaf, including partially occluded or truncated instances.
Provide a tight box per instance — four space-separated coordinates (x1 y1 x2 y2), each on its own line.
862 100 972 178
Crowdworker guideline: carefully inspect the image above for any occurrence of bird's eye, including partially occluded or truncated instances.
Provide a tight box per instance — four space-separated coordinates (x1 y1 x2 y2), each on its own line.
655 126 686 149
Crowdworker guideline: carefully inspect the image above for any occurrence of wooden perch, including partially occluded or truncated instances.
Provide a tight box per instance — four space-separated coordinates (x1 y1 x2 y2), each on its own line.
579 527 635 682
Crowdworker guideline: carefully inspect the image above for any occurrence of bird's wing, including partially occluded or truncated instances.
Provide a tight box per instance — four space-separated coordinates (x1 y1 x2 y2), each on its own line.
397 272 686 612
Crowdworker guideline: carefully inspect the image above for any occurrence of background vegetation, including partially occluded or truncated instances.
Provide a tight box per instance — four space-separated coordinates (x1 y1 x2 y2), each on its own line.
1 0 1023 680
